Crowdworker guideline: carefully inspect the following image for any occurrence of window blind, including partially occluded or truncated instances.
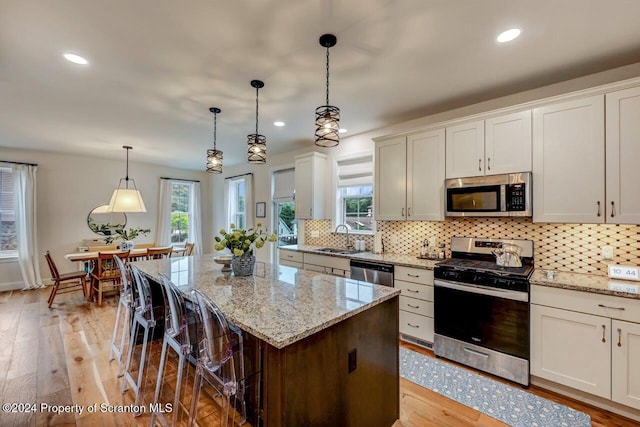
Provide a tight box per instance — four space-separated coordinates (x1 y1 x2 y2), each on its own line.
337 155 373 187
272 168 295 201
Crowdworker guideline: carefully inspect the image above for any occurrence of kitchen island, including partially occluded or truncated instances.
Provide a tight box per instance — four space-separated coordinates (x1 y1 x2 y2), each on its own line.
133 255 401 427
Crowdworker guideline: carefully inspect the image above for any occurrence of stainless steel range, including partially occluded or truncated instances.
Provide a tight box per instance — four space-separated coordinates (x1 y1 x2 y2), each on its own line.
434 236 534 386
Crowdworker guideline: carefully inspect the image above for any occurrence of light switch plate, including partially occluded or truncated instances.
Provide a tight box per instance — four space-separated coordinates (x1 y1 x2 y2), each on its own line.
310 230 320 238
608 265 640 282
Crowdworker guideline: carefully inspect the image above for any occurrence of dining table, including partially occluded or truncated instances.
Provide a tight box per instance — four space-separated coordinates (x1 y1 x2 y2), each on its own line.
64 246 183 262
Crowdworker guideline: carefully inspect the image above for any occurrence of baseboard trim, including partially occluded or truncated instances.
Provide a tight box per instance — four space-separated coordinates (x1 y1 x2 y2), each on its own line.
531 375 640 422
0 281 26 292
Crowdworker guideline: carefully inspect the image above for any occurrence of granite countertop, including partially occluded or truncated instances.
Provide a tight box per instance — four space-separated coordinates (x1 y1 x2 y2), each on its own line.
132 255 400 349
281 245 640 300
530 269 640 300
281 244 440 270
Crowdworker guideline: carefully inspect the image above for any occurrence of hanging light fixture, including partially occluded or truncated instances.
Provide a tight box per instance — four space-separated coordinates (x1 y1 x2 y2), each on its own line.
247 79 267 164
206 107 223 173
315 33 340 147
106 146 147 213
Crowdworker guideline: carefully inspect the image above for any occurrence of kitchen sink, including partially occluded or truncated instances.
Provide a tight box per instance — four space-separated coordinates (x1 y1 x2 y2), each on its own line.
315 247 359 255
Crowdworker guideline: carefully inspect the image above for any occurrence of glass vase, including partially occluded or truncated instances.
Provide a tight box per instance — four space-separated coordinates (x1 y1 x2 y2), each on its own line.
231 253 255 276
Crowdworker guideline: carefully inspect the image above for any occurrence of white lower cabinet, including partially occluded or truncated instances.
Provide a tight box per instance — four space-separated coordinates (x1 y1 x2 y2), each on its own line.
396 266 434 344
303 253 350 278
612 319 640 409
278 249 303 269
531 285 640 410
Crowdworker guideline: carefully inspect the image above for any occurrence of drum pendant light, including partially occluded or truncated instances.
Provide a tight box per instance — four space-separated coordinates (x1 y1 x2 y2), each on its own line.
315 33 340 147
247 80 267 164
206 107 223 173
107 146 147 213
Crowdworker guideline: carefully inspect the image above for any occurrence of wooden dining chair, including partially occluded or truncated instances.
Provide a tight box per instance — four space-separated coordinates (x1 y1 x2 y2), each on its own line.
91 251 130 305
146 247 172 260
184 242 195 256
44 251 88 308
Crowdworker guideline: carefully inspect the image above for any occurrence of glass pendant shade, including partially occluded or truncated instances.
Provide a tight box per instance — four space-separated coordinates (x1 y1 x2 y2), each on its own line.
107 146 147 213
206 148 223 173
247 80 266 164
206 107 224 173
315 33 340 147
314 104 340 147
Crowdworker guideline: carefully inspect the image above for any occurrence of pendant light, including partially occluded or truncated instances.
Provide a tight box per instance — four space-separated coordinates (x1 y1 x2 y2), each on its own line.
247 79 267 164
107 146 147 213
315 33 340 147
206 107 223 173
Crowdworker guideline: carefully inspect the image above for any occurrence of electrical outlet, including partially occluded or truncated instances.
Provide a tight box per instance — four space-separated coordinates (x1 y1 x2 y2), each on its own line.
391 235 398 244
428 236 436 247
602 246 614 260
310 230 320 238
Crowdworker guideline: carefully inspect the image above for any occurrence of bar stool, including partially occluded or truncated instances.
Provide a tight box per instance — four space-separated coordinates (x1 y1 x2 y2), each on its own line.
109 255 133 377
121 264 156 415
189 289 244 427
151 274 192 426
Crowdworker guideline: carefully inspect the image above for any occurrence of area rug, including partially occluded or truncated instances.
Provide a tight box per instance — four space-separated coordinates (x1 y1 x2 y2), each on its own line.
399 347 591 427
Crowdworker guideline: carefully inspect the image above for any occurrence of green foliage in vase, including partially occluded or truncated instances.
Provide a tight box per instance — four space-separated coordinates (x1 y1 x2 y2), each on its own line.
214 222 277 257
114 226 151 241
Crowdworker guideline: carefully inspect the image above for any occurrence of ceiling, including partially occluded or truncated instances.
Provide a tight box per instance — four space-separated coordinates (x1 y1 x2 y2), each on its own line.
2 0 640 171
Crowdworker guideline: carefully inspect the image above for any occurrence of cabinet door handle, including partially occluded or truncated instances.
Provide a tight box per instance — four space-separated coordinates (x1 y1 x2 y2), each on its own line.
407 273 420 278
478 158 482 171
401 207 405 217
598 304 625 311
611 201 616 218
602 324 606 343
487 157 491 171
407 304 420 309
597 201 601 217
406 289 419 293
617 328 622 347
407 323 420 328
408 207 411 217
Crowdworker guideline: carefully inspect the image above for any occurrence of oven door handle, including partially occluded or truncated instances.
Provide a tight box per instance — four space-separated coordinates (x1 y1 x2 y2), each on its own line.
434 279 529 302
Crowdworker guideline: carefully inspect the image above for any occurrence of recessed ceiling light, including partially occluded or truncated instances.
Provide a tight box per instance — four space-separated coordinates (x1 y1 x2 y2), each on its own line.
273 121 285 127
338 128 347 134
63 53 89 65
496 28 521 43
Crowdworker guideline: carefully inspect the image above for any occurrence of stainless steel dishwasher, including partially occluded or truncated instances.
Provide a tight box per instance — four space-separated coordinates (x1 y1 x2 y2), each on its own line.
350 260 394 287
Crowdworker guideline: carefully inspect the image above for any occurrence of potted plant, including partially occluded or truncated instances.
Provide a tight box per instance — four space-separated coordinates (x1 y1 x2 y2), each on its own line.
114 226 151 250
214 222 277 276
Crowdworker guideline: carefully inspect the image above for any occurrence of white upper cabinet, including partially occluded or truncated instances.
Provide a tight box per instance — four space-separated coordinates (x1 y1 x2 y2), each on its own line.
295 152 327 220
375 137 407 220
446 112 532 179
375 129 445 221
484 111 532 175
606 86 640 224
533 95 605 223
407 129 446 221
446 120 485 178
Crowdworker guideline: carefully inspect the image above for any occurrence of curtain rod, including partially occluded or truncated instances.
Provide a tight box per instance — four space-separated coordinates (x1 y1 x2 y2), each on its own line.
0 159 38 167
160 177 200 183
225 172 254 180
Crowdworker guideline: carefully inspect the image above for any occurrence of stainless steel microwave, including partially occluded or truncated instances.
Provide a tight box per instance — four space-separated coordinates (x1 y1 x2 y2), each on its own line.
445 172 532 217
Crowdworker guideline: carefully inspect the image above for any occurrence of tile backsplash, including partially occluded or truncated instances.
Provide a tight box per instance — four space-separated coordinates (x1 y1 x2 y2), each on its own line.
303 218 640 276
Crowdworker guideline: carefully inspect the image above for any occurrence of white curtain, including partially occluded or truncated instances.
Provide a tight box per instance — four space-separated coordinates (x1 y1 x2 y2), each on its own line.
155 179 172 246
224 174 254 230
245 175 254 230
12 164 43 290
190 182 203 255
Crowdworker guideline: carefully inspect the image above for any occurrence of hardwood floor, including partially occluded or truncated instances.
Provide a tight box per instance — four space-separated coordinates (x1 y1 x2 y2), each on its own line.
0 287 637 426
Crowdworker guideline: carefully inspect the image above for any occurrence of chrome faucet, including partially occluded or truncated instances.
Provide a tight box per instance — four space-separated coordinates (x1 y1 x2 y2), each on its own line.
334 224 352 250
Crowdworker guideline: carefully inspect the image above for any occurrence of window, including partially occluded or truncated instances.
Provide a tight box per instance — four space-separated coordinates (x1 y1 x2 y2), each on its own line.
0 168 17 258
226 174 253 230
228 178 246 229
272 168 297 246
170 181 193 244
335 155 374 233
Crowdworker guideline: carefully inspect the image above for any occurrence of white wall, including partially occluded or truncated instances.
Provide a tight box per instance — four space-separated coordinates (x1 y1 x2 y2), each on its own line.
1 147 211 290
